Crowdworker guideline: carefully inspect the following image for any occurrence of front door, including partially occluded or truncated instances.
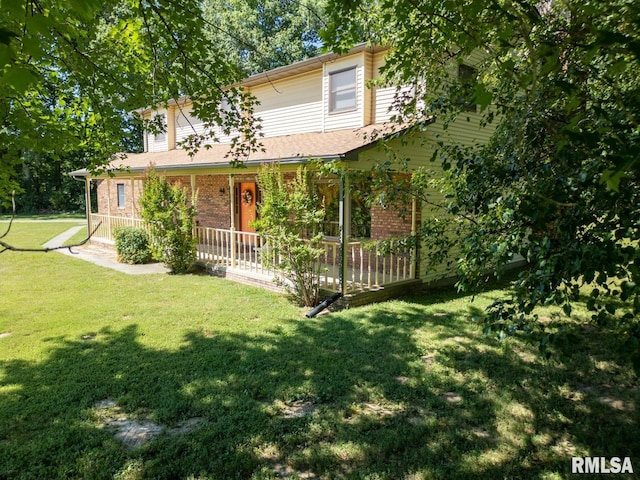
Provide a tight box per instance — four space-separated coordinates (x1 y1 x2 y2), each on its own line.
239 182 257 233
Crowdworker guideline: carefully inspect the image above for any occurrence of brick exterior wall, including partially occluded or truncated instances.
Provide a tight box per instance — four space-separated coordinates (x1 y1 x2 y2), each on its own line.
94 171 418 240
370 203 416 239
95 178 144 217
195 175 231 228
369 173 418 240
95 173 255 230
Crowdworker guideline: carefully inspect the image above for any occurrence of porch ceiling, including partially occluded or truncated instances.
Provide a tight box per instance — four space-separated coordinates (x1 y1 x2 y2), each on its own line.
70 124 408 177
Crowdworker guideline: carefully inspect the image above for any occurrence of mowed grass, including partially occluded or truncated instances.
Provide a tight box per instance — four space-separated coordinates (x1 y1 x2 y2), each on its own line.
0 222 638 479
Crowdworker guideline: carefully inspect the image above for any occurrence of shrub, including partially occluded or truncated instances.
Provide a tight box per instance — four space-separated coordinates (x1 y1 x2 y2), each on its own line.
140 168 197 274
252 164 325 307
113 226 151 264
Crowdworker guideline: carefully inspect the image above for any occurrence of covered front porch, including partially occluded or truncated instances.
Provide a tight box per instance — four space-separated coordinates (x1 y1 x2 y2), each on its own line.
88 213 418 296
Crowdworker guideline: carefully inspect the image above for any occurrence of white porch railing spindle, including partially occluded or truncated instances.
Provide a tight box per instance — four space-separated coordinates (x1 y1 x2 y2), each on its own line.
367 249 372 289
89 216 414 293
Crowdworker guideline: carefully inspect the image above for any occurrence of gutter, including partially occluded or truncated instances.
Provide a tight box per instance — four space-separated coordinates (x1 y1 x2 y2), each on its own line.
70 154 347 178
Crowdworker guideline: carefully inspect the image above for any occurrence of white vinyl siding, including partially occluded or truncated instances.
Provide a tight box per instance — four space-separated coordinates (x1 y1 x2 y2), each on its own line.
175 106 206 144
147 109 168 152
174 103 238 146
372 51 414 124
323 55 365 131
252 71 323 137
374 83 416 124
355 114 496 284
375 86 404 124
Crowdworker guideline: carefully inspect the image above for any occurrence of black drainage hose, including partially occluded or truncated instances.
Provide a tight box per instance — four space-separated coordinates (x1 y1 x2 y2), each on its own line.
305 292 343 318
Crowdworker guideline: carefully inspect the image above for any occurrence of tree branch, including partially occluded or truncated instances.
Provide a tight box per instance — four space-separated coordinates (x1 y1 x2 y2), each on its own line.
0 222 102 254
0 192 16 240
0 191 101 254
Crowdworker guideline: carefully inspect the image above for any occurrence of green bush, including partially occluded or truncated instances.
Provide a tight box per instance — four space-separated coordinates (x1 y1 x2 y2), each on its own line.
140 168 197 274
113 226 152 264
252 164 325 307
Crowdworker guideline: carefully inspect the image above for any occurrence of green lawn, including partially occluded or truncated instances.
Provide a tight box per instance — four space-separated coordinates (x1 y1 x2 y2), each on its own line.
0 222 637 479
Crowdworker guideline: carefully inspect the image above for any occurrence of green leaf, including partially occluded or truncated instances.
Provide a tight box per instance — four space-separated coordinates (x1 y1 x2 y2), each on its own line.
0 27 17 46
474 84 493 110
1 66 39 94
601 168 625 191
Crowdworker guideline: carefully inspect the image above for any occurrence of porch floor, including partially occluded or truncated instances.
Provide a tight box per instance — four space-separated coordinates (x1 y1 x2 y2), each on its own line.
89 235 420 306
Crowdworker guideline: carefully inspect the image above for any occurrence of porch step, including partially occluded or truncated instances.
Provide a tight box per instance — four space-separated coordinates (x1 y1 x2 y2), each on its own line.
323 279 424 309
202 263 285 293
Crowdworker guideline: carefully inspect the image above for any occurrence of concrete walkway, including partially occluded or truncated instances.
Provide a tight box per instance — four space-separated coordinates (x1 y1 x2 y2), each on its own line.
44 227 170 275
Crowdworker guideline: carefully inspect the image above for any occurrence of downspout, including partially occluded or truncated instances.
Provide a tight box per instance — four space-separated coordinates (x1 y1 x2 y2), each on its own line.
130 177 135 218
306 167 347 317
106 177 112 240
71 174 92 238
410 196 417 279
371 48 376 124
322 63 327 133
340 171 351 298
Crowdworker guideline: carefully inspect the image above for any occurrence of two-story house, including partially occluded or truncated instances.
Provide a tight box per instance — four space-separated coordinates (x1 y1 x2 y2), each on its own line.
71 44 493 305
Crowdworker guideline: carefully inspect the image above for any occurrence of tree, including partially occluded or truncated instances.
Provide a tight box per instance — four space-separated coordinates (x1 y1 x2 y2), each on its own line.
322 0 640 365
0 0 260 206
202 0 326 76
140 169 197 274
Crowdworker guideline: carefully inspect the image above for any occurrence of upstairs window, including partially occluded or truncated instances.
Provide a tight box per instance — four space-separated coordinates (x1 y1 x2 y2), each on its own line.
329 67 357 113
457 64 478 112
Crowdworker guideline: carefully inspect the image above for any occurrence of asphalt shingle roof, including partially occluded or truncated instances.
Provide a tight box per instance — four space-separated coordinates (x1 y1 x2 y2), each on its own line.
71 125 398 177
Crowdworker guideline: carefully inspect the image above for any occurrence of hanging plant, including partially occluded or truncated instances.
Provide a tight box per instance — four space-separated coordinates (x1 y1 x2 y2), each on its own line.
242 189 253 206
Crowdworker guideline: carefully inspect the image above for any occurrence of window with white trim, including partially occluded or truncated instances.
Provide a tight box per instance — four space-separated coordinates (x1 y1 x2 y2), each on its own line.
329 67 357 113
117 183 125 209
457 64 478 112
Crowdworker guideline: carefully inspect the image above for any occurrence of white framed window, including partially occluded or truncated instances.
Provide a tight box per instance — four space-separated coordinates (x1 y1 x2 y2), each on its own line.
329 67 357 113
457 64 478 112
116 183 125 209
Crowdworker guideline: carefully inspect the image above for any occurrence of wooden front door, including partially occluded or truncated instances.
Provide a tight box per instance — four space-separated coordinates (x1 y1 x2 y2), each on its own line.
239 182 257 232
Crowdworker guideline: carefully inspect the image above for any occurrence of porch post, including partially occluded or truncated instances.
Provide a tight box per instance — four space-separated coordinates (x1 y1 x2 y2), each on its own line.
228 174 237 268
190 174 197 237
130 177 135 218
339 174 351 296
410 196 417 279
84 177 92 236
106 177 112 241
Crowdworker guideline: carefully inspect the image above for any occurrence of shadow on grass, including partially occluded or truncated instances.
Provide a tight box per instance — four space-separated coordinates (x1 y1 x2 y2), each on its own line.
0 305 638 479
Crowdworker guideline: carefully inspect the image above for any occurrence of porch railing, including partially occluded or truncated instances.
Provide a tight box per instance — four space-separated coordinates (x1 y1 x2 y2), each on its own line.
90 214 146 242
89 214 415 293
195 227 278 278
318 240 414 292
